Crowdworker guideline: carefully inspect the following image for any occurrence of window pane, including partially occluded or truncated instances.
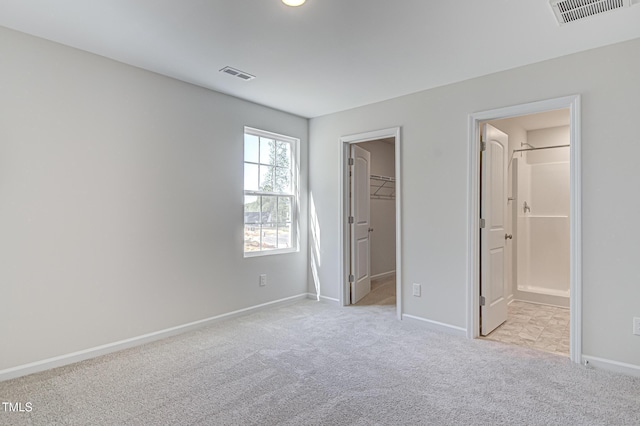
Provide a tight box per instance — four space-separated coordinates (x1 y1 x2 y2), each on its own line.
244 195 260 224
259 137 275 165
259 165 274 191
274 167 291 193
277 197 291 223
260 224 277 250
275 141 291 168
277 196 292 249
244 134 259 163
278 222 292 249
244 224 261 253
244 163 259 191
261 196 277 224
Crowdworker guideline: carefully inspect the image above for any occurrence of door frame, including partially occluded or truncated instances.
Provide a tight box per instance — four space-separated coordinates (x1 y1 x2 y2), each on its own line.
466 95 582 364
340 127 402 319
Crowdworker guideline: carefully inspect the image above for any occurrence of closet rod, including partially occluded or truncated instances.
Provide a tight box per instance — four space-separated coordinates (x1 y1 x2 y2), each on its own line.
512 144 569 154
510 144 570 167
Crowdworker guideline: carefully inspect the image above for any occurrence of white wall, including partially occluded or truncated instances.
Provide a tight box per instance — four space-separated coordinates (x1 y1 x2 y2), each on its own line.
516 158 532 296
520 126 570 297
0 27 308 372
309 38 640 367
357 140 396 278
527 126 570 164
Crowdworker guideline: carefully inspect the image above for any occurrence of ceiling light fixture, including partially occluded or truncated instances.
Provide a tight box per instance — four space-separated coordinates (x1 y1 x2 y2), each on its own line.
282 0 306 6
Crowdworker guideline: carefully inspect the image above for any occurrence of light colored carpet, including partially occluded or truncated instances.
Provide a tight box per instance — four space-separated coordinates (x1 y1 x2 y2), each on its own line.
1 300 639 425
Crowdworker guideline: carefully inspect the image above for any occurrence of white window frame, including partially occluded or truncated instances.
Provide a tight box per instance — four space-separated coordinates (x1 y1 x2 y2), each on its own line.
243 126 299 257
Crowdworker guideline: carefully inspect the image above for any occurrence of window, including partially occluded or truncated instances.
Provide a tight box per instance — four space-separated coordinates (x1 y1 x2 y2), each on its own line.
244 127 298 256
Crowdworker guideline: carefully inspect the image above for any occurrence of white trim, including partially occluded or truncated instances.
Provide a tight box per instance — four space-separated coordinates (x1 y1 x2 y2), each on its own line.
512 298 569 310
340 127 403 320
307 293 341 304
244 246 298 258
466 95 582 364
0 293 308 383
244 126 299 144
402 314 467 337
568 97 582 365
582 355 640 378
371 270 396 281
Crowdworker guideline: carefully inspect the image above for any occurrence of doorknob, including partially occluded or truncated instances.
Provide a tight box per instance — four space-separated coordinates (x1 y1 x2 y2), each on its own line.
368 228 374 233
505 234 513 240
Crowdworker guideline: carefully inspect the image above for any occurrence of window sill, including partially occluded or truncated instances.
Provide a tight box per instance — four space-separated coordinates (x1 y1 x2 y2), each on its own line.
244 247 299 258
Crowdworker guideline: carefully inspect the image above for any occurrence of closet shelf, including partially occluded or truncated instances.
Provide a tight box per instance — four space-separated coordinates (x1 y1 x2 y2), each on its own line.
370 174 395 200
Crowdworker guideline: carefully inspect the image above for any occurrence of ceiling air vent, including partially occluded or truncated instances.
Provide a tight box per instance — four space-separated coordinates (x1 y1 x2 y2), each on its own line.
219 66 255 81
550 0 631 25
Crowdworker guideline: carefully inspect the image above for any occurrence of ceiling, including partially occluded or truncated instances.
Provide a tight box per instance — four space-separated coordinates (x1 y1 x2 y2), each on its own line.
1 1 639 118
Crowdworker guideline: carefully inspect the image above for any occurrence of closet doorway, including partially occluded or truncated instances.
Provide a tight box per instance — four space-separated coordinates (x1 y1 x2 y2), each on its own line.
340 127 402 319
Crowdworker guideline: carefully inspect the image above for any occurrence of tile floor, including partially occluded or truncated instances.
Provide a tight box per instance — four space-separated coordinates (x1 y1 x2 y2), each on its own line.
482 300 570 357
354 276 396 306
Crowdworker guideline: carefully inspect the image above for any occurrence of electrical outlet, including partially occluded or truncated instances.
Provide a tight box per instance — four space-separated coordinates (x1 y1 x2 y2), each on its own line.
259 274 267 287
412 283 421 297
633 317 640 336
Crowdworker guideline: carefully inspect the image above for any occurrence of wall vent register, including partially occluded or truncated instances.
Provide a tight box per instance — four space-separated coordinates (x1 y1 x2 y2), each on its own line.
550 0 631 25
220 66 255 81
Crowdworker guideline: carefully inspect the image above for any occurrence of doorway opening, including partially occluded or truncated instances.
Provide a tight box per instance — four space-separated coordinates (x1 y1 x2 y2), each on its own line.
467 96 582 364
481 110 571 356
340 127 402 319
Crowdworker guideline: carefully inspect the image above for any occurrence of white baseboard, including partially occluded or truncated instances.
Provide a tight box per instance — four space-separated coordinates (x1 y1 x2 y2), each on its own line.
307 293 340 304
0 293 309 383
402 314 467 337
512 297 569 309
371 270 395 281
582 355 640 378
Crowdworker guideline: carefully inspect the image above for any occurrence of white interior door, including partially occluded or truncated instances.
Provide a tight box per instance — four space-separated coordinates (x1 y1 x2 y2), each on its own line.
481 124 508 335
350 145 371 304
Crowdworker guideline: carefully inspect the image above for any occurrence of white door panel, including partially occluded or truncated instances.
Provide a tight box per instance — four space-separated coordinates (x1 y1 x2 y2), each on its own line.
357 240 369 279
489 248 505 304
481 124 508 335
350 145 371 304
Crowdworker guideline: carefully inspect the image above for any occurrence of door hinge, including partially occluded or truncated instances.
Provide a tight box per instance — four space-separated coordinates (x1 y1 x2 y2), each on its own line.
479 218 485 229
348 274 355 283
480 141 486 152
348 216 354 224
348 158 354 166
479 296 486 306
